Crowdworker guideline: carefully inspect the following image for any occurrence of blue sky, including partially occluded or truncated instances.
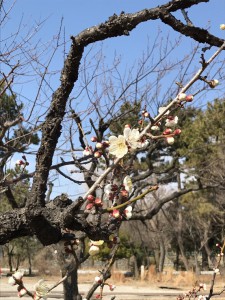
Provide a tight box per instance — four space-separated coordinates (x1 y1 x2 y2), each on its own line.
1 0 225 198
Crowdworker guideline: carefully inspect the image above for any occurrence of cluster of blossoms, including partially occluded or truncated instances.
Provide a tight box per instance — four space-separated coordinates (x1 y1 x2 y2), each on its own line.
177 283 207 300
8 271 27 298
86 175 133 219
8 271 49 299
83 138 110 158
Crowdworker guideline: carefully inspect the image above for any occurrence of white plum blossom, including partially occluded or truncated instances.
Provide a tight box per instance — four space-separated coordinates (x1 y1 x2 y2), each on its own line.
104 184 114 195
8 276 17 286
13 271 24 280
178 93 187 101
166 137 175 145
123 127 141 150
165 116 178 127
109 127 141 158
89 245 100 256
108 135 128 158
8 270 24 285
123 176 133 193
34 279 49 300
158 107 170 115
124 206 133 219
151 125 160 131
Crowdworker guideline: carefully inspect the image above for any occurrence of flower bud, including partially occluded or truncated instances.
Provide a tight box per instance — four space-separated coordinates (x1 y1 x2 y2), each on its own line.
16 160 25 166
151 125 160 131
173 129 181 135
94 151 102 158
178 93 187 101
87 194 95 202
95 276 102 284
112 209 120 218
209 79 219 88
109 284 116 291
166 137 175 145
125 124 131 128
96 142 103 149
185 95 194 102
163 128 172 135
91 136 98 142
220 24 225 30
94 198 103 206
86 203 94 210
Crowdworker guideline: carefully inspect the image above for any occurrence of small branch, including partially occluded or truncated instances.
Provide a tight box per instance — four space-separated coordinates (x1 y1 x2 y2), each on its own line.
104 185 158 212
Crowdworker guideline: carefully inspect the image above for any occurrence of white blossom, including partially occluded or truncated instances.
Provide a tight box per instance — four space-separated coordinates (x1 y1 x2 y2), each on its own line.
123 176 133 193
124 206 133 219
220 24 225 30
8 276 16 286
158 107 170 115
108 135 128 158
123 127 141 150
89 245 100 256
34 279 49 300
178 93 187 101
165 116 178 127
13 271 24 280
166 137 175 145
151 125 160 131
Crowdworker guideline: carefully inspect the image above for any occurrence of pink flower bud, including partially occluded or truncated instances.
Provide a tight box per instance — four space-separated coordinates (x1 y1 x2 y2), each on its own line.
163 128 172 135
94 198 103 206
173 129 181 135
86 203 94 210
109 284 116 291
91 136 98 142
185 95 194 102
16 160 25 166
125 124 131 128
87 195 95 202
112 209 120 218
